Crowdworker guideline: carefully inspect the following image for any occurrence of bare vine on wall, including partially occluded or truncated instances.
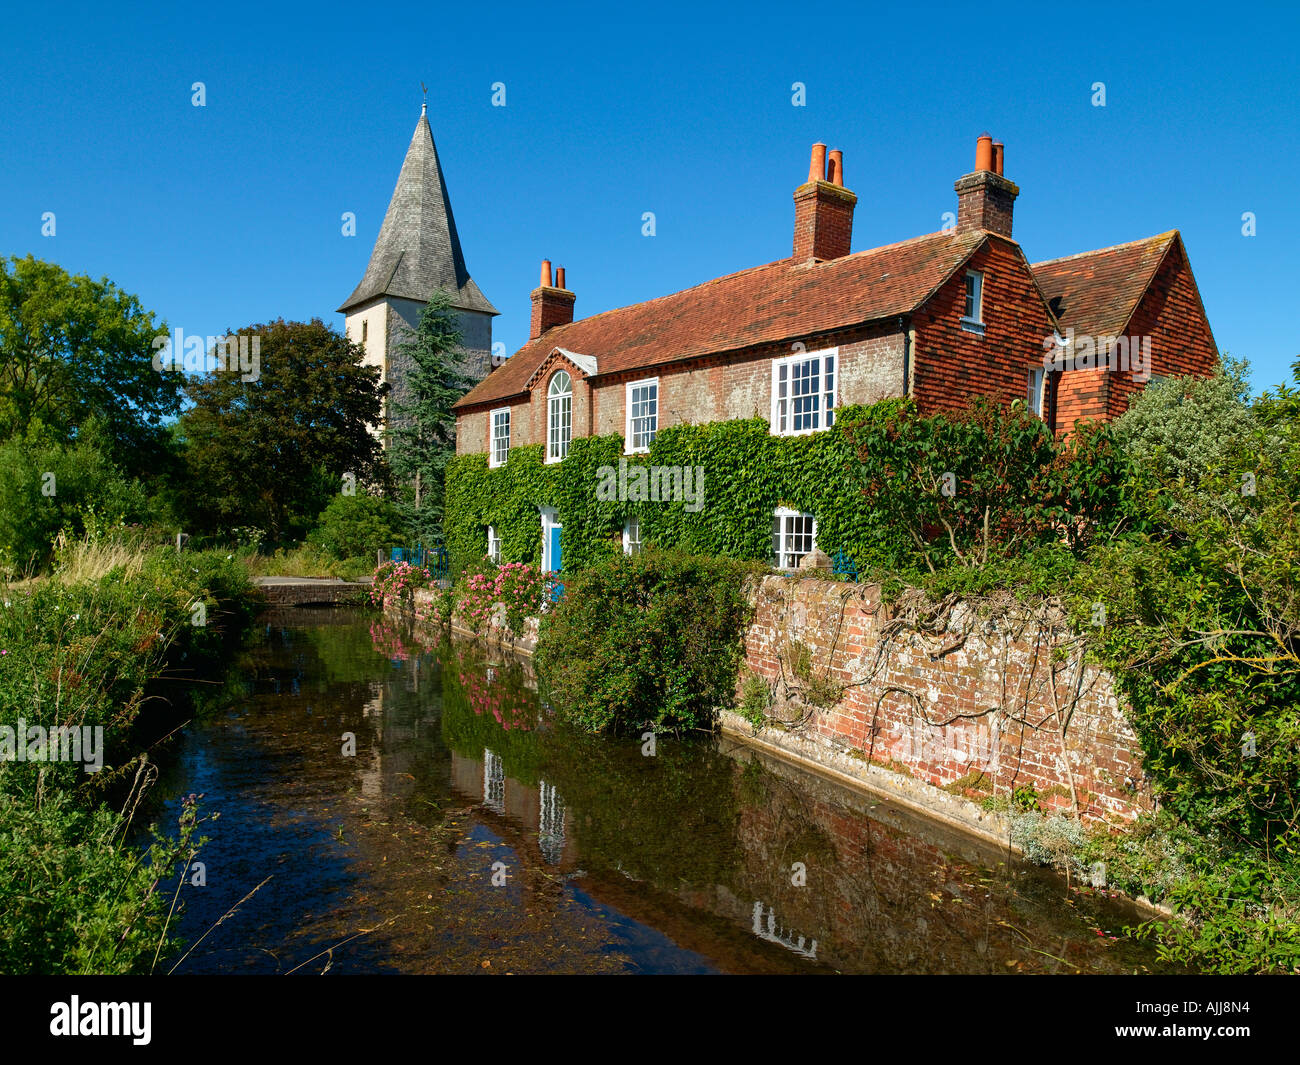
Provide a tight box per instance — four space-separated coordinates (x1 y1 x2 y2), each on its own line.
749 579 1126 820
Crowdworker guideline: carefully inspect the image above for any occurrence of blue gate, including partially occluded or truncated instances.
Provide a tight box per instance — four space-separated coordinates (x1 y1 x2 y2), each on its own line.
389 545 450 579
832 550 858 581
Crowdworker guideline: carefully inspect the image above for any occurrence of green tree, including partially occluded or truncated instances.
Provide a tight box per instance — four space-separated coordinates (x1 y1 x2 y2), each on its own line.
0 256 180 477
0 420 149 577
1254 356 1300 436
181 319 387 541
1077 357 1300 845
386 292 478 545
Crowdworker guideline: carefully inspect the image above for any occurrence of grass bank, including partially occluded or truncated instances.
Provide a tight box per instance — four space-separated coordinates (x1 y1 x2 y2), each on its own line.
0 537 256 974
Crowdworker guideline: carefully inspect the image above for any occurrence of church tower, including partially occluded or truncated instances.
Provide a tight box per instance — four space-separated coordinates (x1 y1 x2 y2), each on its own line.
339 103 498 436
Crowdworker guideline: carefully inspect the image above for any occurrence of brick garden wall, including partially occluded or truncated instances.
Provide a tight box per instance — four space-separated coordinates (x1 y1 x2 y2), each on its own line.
739 575 1150 825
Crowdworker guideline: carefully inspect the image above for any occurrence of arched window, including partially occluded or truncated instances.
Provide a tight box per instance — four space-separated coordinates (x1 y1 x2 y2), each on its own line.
547 371 572 462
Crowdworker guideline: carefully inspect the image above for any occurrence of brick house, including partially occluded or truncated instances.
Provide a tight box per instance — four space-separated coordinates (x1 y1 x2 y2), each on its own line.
452 134 1218 570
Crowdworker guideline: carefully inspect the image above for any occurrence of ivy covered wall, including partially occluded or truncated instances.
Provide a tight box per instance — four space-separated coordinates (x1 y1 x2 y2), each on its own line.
444 403 902 577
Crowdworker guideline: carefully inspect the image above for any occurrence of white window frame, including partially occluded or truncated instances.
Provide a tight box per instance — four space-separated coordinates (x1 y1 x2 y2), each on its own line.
770 348 838 437
487 525 501 563
624 377 659 454
772 507 817 570
1026 368 1046 417
540 507 561 572
546 371 572 464
622 515 642 556
489 407 511 468
961 271 985 335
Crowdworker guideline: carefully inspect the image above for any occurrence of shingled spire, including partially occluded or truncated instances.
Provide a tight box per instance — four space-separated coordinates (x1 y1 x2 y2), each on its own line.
339 109 497 316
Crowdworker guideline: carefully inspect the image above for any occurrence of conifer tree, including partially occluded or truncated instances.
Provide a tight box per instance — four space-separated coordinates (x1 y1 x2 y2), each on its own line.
387 290 476 544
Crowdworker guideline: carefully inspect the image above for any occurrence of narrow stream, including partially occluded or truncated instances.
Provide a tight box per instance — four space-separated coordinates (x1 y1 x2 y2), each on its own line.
151 607 1169 975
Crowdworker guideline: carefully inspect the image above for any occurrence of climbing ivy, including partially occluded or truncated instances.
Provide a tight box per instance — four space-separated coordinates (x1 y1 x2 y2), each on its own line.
444 403 901 577
443 396 1129 578
444 433 628 576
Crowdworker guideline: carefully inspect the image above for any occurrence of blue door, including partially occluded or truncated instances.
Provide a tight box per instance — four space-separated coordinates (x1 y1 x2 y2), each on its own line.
549 524 564 601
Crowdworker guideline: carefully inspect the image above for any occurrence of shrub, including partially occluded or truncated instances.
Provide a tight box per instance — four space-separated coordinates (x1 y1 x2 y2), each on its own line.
1130 857 1300 974
1010 810 1086 868
308 492 405 561
1108 359 1257 528
0 790 205 975
534 548 759 734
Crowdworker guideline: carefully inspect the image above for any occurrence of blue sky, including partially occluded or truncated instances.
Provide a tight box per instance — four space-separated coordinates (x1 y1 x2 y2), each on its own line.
3 0 1297 392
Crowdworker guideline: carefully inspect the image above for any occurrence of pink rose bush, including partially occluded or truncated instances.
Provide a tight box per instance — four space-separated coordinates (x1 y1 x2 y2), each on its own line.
369 560 434 612
457 560 545 639
371 558 545 641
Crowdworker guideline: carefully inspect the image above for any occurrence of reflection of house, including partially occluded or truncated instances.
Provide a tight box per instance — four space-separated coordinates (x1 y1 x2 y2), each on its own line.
483 749 506 814
451 134 1218 571
538 780 566 865
450 749 575 867
358 686 386 799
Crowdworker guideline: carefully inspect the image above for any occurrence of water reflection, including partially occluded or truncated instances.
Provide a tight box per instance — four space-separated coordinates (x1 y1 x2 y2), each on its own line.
151 609 1168 975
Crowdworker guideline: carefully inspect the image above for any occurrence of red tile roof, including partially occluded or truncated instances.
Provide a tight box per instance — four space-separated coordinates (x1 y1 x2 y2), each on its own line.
1031 231 1178 339
455 229 992 409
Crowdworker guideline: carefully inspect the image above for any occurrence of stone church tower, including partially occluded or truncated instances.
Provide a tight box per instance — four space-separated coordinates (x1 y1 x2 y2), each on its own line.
339 103 497 437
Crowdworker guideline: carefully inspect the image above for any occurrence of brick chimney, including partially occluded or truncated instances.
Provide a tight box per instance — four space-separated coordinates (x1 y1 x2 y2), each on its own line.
954 133 1019 238
793 143 856 262
529 259 575 339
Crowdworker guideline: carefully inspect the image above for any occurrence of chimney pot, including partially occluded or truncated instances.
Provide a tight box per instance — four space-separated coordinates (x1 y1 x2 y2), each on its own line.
954 136 1018 238
808 143 827 184
530 262 576 339
793 144 856 262
827 149 844 186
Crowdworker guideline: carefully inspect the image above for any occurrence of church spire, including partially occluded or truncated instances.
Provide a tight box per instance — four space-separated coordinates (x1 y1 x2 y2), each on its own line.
339 108 497 316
